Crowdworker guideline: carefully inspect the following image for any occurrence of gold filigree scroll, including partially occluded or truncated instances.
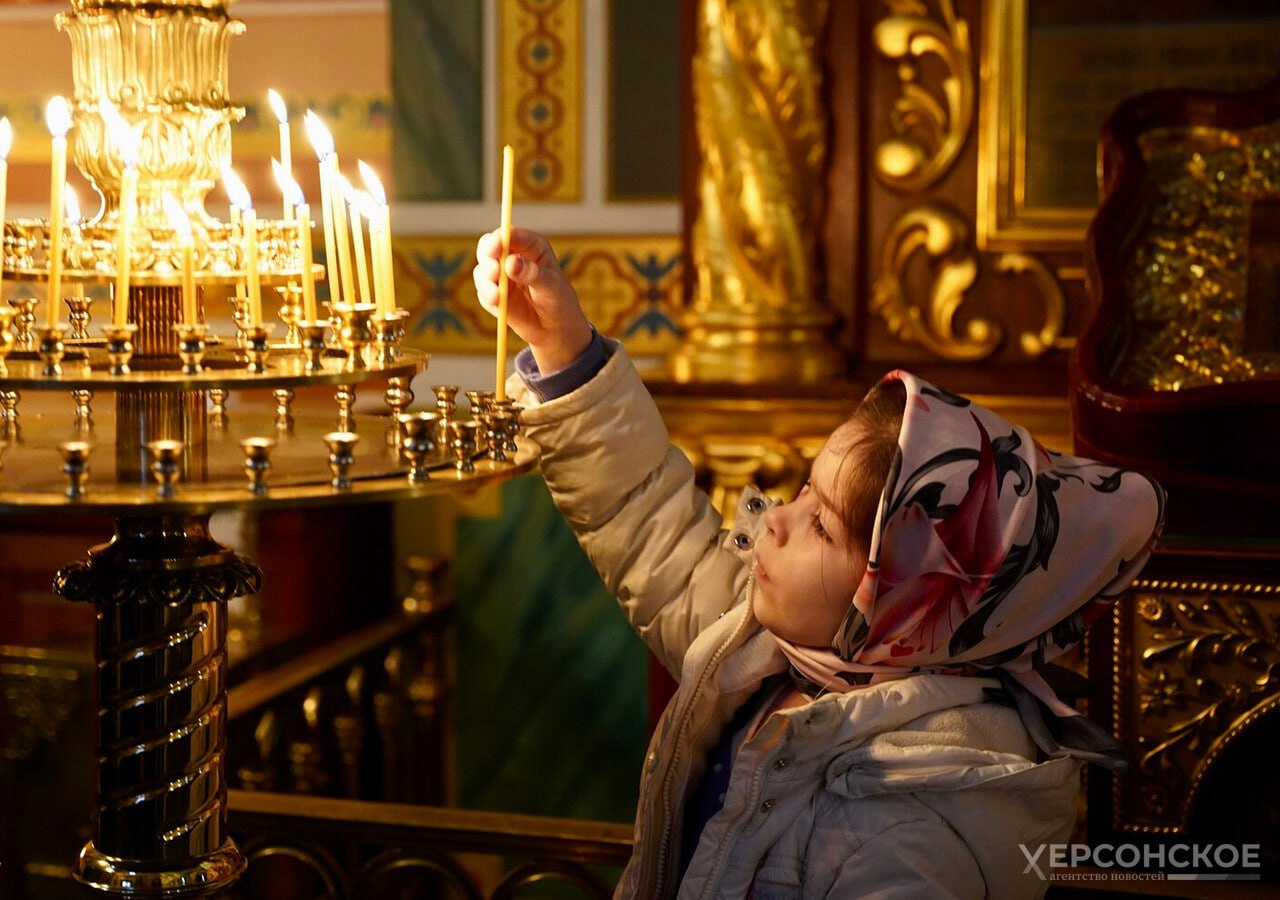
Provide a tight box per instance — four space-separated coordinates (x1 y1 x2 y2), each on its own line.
1121 581 1280 828
993 252 1071 358
871 205 999 361
873 0 974 192
673 0 843 384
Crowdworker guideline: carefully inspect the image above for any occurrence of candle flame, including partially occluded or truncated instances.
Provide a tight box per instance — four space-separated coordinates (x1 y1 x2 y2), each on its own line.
45 96 72 138
98 98 140 169
303 110 334 159
352 188 378 221
358 160 386 206
267 89 288 125
64 184 80 222
0 118 12 160
272 158 306 208
163 194 191 239
222 167 251 212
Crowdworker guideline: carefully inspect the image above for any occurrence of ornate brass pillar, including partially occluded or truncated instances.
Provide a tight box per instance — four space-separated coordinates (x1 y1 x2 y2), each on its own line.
56 516 261 893
670 0 844 384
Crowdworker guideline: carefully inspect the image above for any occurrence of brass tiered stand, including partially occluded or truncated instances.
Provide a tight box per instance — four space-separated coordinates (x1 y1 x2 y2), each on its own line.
0 1 532 894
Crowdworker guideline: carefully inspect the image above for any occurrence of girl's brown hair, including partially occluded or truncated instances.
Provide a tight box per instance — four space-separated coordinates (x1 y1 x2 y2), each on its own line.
834 381 906 559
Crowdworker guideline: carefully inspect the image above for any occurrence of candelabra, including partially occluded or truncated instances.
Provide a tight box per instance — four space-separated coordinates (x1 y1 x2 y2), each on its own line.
0 1 533 895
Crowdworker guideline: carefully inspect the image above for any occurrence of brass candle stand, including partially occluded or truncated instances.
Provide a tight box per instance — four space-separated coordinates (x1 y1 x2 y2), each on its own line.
0 1 536 896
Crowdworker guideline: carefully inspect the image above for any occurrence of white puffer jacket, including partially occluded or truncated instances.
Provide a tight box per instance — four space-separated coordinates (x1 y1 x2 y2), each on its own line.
511 342 1079 900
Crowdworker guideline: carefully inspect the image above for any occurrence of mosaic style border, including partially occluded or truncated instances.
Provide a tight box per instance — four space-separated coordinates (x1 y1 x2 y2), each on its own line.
394 234 681 355
499 0 582 202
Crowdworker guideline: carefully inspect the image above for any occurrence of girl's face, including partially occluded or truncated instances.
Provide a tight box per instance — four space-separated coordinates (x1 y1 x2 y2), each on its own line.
753 421 868 648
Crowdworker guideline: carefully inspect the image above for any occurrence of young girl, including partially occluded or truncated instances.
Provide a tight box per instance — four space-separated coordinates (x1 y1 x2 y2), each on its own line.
473 227 1165 899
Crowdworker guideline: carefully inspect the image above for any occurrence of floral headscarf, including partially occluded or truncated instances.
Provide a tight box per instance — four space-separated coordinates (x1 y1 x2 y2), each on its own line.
775 370 1165 766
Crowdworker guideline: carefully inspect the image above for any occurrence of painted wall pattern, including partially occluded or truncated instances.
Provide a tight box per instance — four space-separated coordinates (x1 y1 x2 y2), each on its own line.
499 0 582 202
395 234 683 356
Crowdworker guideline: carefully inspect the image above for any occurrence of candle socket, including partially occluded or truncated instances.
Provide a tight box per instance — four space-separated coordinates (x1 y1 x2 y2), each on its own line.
277 283 303 347
174 323 209 375
371 309 407 365
324 431 359 490
37 326 67 377
398 412 439 484
58 440 92 500
244 324 274 374
71 389 94 431
299 322 328 373
332 302 375 371
383 376 415 448
9 297 37 350
0 306 16 375
240 436 275 496
102 323 137 376
485 407 516 463
64 296 93 341
0 395 19 443
228 295 251 348
466 389 495 417
335 384 356 433
493 399 522 453
273 388 295 432
147 439 184 498
208 388 229 425
449 419 479 474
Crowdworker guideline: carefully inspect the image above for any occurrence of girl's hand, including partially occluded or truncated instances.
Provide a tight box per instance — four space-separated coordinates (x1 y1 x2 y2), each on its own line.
473 226 593 375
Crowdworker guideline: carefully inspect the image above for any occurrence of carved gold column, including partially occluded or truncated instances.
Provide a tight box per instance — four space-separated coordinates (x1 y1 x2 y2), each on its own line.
670 0 844 384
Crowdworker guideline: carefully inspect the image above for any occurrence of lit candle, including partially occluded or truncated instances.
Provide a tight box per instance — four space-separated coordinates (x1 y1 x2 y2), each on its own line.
358 160 395 316
224 174 262 327
354 190 385 314
103 100 140 326
222 168 247 301
0 118 12 287
338 175 371 306
495 144 514 401
164 195 197 326
267 89 293 223
305 111 342 305
275 166 317 324
45 96 72 328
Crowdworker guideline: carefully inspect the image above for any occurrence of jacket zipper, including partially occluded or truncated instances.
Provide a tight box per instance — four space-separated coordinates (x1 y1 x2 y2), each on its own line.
649 578 756 899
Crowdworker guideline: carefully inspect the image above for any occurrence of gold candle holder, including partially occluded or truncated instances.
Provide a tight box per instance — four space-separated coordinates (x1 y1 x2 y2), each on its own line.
273 388 294 432
208 388 229 423
174 323 209 376
71 389 94 431
485 407 516 463
398 411 439 484
147 439 184 499
323 431 359 490
465 389 495 417
228 295 251 349
9 296 38 350
243 324 273 374
0 390 19 426
240 436 275 496
38 326 67 377
335 385 356 433
276 283 303 348
58 440 92 500
332 302 375 372
101 323 137 376
65 296 94 341
383 376 414 447
493 399 521 453
370 309 408 365
448 419 478 474
299 322 327 373
0 306 16 375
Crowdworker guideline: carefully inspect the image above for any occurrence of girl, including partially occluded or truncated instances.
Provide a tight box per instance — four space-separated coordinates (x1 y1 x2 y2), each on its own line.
473 227 1165 899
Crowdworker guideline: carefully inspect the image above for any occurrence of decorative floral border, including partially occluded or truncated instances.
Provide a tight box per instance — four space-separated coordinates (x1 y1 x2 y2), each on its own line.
393 234 682 355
